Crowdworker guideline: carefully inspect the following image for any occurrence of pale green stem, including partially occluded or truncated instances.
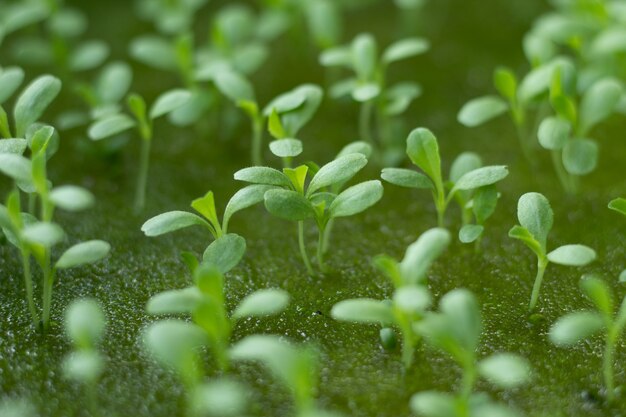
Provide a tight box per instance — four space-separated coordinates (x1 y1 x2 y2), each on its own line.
401 331 415 368
529 257 548 312
359 101 374 145
20 249 39 326
251 116 263 166
321 218 334 254
604 329 616 402
298 222 314 275
550 150 575 194
134 136 152 213
459 360 476 411
28 193 36 216
316 225 328 273
434 187 447 227
513 120 533 164
41 261 55 331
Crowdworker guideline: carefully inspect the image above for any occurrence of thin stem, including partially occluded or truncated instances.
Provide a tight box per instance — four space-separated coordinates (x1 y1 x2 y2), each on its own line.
20 249 39 326
28 193 36 216
134 137 152 213
86 381 100 417
513 121 533 165
401 331 415 368
604 330 616 402
550 150 574 194
435 188 446 228
298 221 314 275
321 218 334 254
316 225 327 273
529 258 548 312
41 261 55 331
359 101 374 145
251 117 263 166
459 360 476 404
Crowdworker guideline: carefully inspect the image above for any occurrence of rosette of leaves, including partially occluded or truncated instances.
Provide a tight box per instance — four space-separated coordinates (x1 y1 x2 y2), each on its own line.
331 228 450 367
382 127 509 229
62 299 107 414
412 289 531 417
234 152 383 274
142 188 271 273
536 73 623 194
230 335 343 417
146 262 289 372
87 88 191 212
509 192 596 311
0 127 109 331
550 275 626 402
320 33 428 162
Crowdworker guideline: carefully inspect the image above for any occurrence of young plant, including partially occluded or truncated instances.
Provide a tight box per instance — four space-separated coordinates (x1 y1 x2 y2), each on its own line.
549 275 626 402
234 153 383 274
509 192 596 311
320 33 428 162
62 299 107 414
412 289 530 417
331 228 450 367
0 127 110 330
142 187 272 273
230 335 343 417
87 89 191 212
146 262 289 372
382 127 509 228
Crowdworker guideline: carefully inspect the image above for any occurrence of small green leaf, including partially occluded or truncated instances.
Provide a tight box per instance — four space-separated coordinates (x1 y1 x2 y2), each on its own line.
202 233 246 274
69 40 109 72
63 351 104 383
580 275 613 316
214 70 255 103
609 198 626 216
381 168 433 189
319 46 352 67
478 353 531 389
56 240 110 269
264 189 315 221
537 117 570 151
232 289 290 319
22 222 64 247
547 244 596 266
400 228 450 285
49 186 95 212
143 320 207 372
406 128 442 189
191 379 247 417
150 89 192 119
129 36 177 71
14 75 62 137
459 224 484 243
457 96 508 127
562 139 598 176
449 152 482 184
508 225 544 258
223 185 273 232
410 391 456 417
329 180 383 218
472 185 498 224
96 61 133 104
451 166 508 193
493 66 517 101
65 298 106 347
351 83 381 102
141 211 209 237
307 153 368 196
191 191 220 228
0 153 32 184
269 138 302 158
382 37 429 65
549 311 604 346
284 165 309 193
0 67 25 104
393 286 431 313
88 114 136 140
439 288 482 352
331 299 394 325
0 139 28 154
516 192 553 249
146 287 203 315
620 270 626 283
351 33 378 81
234 166 291 187
579 78 622 135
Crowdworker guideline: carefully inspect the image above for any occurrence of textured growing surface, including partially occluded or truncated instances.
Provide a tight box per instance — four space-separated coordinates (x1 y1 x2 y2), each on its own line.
1 1 626 416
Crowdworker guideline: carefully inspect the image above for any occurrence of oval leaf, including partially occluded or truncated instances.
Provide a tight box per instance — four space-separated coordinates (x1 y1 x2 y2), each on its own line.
308 153 368 196
232 289 290 319
549 312 604 346
458 96 508 127
562 138 598 176
517 192 553 248
478 353 531 389
331 299 394 325
150 89 192 119
49 186 95 212
14 75 62 137
141 211 208 237
381 168 433 189
547 244 596 266
202 233 246 274
329 180 383 218
56 240 110 269
88 114 136 140
264 189 315 221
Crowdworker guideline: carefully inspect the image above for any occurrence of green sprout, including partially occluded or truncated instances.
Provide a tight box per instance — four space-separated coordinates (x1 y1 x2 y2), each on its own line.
230 335 343 417
87 88 191 212
320 33 428 162
509 192 596 312
146 263 289 372
412 289 531 417
62 299 107 414
331 228 450 367
234 152 383 274
382 127 509 229
142 187 272 273
549 275 626 402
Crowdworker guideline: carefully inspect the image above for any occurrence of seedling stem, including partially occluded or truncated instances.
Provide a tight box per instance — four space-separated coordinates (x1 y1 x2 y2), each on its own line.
529 257 548 312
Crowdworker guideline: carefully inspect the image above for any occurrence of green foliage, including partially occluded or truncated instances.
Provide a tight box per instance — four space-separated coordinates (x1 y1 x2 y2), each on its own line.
549 275 626 401
509 192 596 311
609 198 626 216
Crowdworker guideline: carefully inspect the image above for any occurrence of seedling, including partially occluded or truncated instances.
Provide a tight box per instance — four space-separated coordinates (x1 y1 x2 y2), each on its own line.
412 289 530 417
87 89 191 212
142 187 273 273
230 335 343 417
331 228 450 367
382 127 509 228
320 33 428 162
234 152 383 274
549 275 626 402
509 192 596 311
135 0 209 36
62 299 107 414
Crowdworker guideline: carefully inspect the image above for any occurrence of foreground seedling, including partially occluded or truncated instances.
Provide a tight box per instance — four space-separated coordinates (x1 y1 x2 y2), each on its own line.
550 275 626 402
331 228 450 367
509 192 596 311
412 289 530 417
62 299 107 415
382 127 508 229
